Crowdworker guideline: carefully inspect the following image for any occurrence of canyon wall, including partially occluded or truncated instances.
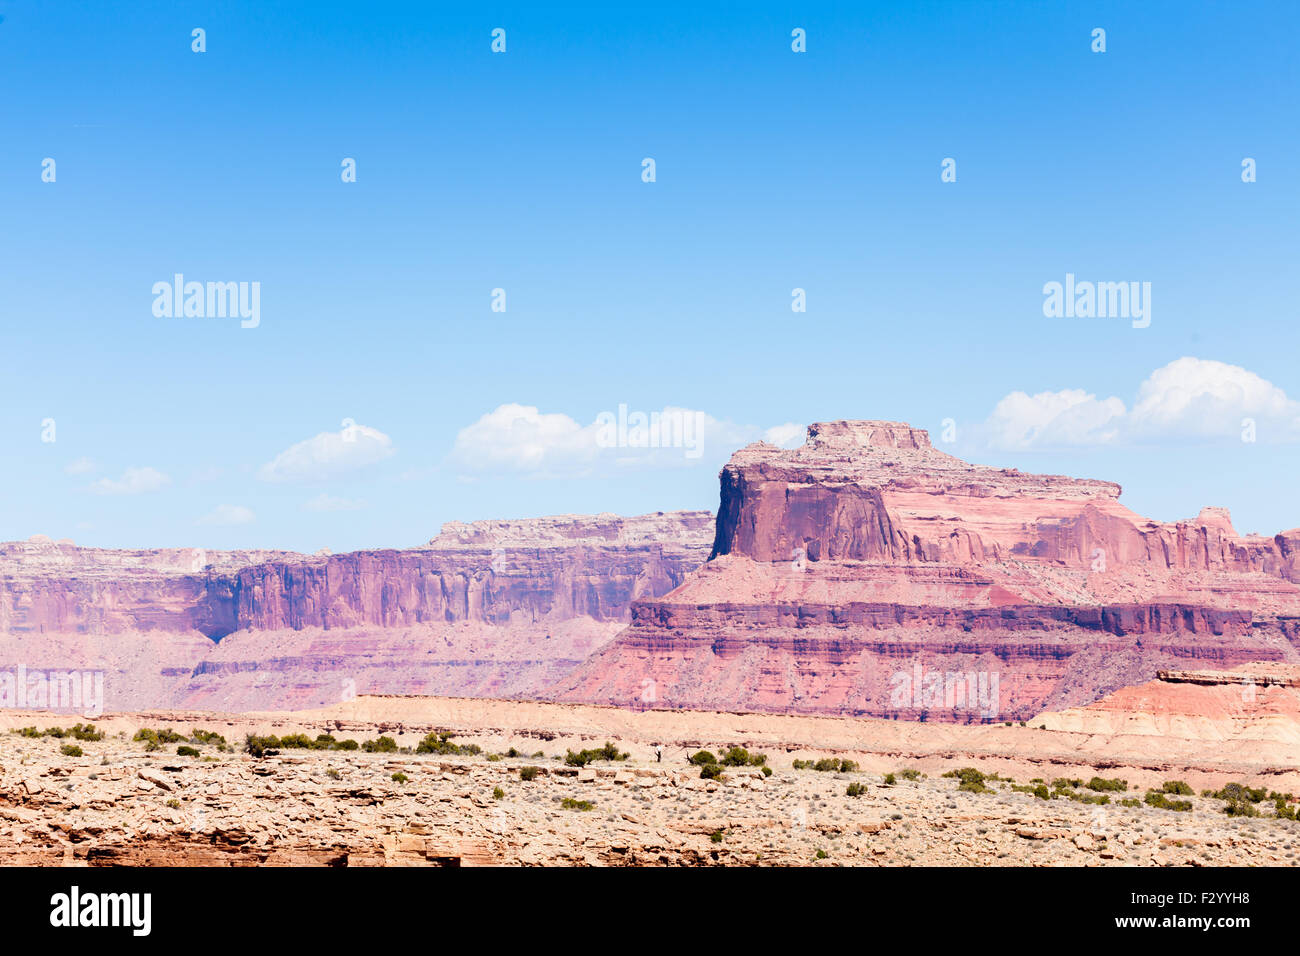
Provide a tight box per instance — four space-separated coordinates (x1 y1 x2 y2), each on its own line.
0 513 714 711
556 421 1300 720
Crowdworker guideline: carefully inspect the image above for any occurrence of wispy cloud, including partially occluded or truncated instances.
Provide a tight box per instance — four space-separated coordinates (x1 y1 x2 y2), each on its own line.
303 493 366 512
89 466 171 495
974 358 1300 449
259 423 394 483
448 403 804 478
197 504 256 526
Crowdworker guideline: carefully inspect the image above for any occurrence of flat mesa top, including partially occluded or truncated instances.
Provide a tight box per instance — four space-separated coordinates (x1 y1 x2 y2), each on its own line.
725 420 1123 500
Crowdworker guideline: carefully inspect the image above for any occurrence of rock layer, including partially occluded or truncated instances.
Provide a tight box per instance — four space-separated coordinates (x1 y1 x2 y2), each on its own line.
0 513 713 711
556 421 1300 720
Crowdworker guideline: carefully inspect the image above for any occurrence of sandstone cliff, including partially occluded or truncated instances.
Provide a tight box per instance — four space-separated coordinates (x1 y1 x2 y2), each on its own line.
0 513 714 711
556 421 1300 720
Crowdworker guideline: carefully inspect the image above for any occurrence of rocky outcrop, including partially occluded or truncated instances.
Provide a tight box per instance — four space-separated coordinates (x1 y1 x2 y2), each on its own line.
557 421 1300 720
0 513 714 711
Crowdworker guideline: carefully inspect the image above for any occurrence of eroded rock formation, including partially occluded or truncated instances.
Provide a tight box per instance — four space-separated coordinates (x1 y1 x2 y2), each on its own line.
556 421 1300 720
0 513 714 711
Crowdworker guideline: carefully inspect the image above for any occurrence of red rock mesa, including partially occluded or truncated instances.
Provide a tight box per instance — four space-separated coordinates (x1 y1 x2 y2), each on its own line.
556 421 1300 721
0 513 714 711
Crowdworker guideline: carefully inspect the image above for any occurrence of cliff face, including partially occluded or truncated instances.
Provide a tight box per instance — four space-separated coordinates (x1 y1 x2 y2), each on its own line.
556 422 1300 721
0 513 714 711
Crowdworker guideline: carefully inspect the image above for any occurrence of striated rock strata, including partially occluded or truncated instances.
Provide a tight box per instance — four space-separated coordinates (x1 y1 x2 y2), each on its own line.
0 513 714 711
556 421 1300 720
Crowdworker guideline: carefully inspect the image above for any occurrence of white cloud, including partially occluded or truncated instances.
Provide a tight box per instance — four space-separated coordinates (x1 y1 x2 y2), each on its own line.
89 466 171 496
197 504 256 526
449 404 804 477
976 358 1300 449
1128 357 1300 439
984 389 1127 450
64 457 96 476
762 422 807 448
303 493 366 512
259 423 394 482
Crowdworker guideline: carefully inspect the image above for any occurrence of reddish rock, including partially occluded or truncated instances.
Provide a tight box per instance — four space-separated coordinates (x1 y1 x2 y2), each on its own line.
0 514 713 711
556 421 1300 720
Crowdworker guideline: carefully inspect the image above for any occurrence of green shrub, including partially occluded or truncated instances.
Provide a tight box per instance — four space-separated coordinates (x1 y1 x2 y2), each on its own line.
519 766 540 781
244 734 281 757
415 731 481 756
1144 790 1192 812
492 786 505 800
565 742 629 766
719 747 767 767
943 768 990 793
391 772 409 783
560 798 594 811
700 762 725 780
710 830 724 843
60 744 83 757
1086 776 1128 792
362 736 398 753
1161 780 1193 796
688 750 718 766
134 728 184 746
1223 799 1259 817
190 728 227 748
176 745 200 757
1207 782 1267 803
846 782 868 797
898 768 921 781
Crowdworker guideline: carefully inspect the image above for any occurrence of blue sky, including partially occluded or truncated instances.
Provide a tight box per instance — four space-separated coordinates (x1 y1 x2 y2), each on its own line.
1 1 1297 552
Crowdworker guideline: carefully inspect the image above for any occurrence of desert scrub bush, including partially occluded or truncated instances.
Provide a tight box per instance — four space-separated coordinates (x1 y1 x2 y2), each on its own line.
898 768 922 781
814 849 828 860
244 734 281 758
60 744 83 757
1119 797 1141 807
493 786 505 800
1052 778 1084 790
1144 790 1192 812
519 766 540 781
710 830 724 843
846 782 868 797
415 731 481 756
1223 799 1259 818
1086 777 1128 793
190 728 227 748
688 750 717 766
564 742 629 766
719 746 767 767
1207 782 1267 803
486 753 502 761
761 766 773 777
882 773 896 786
560 798 594 812
362 736 398 753
943 768 990 794
793 757 858 773
699 762 725 780
134 728 184 749
165 799 181 810
391 772 409 783
1161 780 1194 796
176 745 200 757
325 768 342 780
